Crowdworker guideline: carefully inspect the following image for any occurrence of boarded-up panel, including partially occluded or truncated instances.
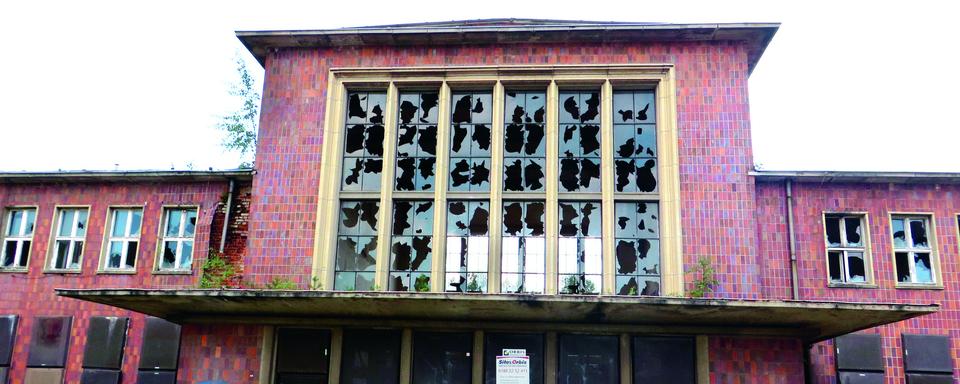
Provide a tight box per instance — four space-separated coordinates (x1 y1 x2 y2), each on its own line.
902 334 953 374
838 371 884 384
412 332 472 384
0 315 17 366
906 373 954 384
138 317 180 370
135 370 176 384
83 317 128 369
80 369 121 384
275 328 331 374
632 336 695 384
24 367 64 384
27 317 71 367
835 334 883 372
340 329 401 384
274 373 327 384
558 334 618 384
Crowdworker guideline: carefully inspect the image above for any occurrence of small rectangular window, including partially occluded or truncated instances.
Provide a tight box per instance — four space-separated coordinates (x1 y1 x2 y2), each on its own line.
892 215 935 284
559 201 602 294
158 207 197 271
50 208 88 271
1 208 35 270
446 201 489 293
390 201 433 292
449 92 492 192
824 214 868 284
335 201 379 291
27 316 72 368
82 316 128 370
274 328 330 383
501 201 545 294
103 208 142 271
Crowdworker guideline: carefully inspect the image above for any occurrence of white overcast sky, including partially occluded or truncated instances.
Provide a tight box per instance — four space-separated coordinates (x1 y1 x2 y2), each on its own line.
1 0 957 172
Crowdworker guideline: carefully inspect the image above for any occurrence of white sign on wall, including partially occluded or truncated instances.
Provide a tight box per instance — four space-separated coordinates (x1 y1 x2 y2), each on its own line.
496 354 530 384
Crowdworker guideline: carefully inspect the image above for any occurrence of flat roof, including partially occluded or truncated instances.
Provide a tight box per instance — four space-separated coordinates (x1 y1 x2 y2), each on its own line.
58 289 936 343
236 19 779 74
752 170 960 185
0 169 254 184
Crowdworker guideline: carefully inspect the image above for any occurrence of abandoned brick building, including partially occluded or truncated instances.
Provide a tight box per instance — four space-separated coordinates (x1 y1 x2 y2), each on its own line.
0 19 956 384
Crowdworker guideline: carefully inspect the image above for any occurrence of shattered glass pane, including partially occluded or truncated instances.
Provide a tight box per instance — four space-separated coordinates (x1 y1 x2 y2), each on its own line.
846 251 865 282
909 219 929 248
396 92 439 191
914 252 932 283
615 202 660 295
336 201 380 291
503 90 546 192
446 201 489 293
343 92 386 191
828 251 843 282
824 217 842 247
500 201 545 294
843 217 862 246
895 252 910 282
390 201 433 291
449 92 492 192
613 91 658 193
558 94 602 193
558 202 602 294
892 219 906 248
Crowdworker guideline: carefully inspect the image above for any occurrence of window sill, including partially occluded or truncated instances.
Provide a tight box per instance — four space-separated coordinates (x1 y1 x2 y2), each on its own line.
828 282 877 289
895 283 944 290
153 269 193 275
97 269 137 275
0 268 29 273
43 269 82 274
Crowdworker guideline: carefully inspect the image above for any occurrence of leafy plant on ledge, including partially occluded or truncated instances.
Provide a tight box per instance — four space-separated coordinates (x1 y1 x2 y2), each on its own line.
264 277 298 290
198 250 236 289
687 257 720 298
414 275 431 292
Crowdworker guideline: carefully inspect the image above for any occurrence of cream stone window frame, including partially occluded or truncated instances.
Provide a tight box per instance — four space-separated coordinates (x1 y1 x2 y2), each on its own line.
889 212 943 288
0 206 38 272
154 205 199 274
45 205 90 273
821 212 875 287
313 65 682 296
98 205 145 273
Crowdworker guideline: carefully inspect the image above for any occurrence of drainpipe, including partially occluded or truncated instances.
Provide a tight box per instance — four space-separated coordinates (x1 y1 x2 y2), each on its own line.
219 179 235 254
786 179 799 300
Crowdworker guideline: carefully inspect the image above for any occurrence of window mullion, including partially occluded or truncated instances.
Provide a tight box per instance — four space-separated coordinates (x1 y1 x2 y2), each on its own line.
600 80 615 295
374 83 399 291
431 82 452 292
544 80 559 295
487 81 504 293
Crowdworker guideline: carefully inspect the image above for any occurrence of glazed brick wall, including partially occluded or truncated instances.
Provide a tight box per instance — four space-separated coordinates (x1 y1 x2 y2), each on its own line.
0 180 250 383
177 324 263 383
248 41 763 298
755 181 960 383
708 336 805 383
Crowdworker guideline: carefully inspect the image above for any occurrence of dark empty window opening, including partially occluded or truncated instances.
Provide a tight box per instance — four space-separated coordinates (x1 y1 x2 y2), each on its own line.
612 91 658 193
615 202 661 296
390 201 434 292
340 329 401 384
892 216 934 284
449 92 492 192
501 200 546 294
274 328 331 384
824 214 868 284
558 91 601 193
503 90 546 192
395 91 439 192
632 336 695 384
446 201 490 293
483 333 545 384
335 201 380 291
558 334 618 384
559 201 602 294
412 332 473 384
342 92 387 191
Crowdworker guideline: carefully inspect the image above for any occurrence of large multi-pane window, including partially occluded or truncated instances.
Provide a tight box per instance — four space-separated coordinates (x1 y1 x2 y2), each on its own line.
446 201 489 293
158 207 196 271
824 214 868 284
103 207 142 271
1 208 35 270
50 207 88 271
321 68 675 295
892 215 936 284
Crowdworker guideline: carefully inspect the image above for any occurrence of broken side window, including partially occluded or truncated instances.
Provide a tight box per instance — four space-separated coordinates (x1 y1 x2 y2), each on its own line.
395 91 439 191
503 91 546 192
50 207 88 272
823 214 868 284
558 91 601 193
390 201 434 292
558 201 602 294
335 201 379 291
501 201 546 294
1 207 35 269
613 91 658 193
892 216 935 284
445 201 489 293
449 92 492 192
342 92 386 191
614 202 661 296
159 207 197 271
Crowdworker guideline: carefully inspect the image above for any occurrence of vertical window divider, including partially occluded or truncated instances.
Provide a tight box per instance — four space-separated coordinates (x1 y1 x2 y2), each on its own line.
544 80 560 295
316 76 347 289
375 83 400 291
600 80 616 295
656 70 683 296
488 81 505 293
430 82 452 292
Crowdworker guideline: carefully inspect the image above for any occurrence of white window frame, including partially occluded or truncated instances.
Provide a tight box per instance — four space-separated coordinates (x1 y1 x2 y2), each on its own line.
1 207 37 271
48 207 89 272
156 206 198 272
891 214 939 286
823 213 871 285
101 207 143 272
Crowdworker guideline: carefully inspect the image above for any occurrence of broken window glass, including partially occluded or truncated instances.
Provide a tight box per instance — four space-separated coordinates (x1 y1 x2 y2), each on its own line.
892 216 936 284
395 91 438 191
50 208 87 271
104 208 142 270
614 202 660 296
342 92 386 191
613 91 658 193
390 201 433 292
824 214 869 284
501 201 546 294
558 91 601 193
503 91 546 192
449 92 492 191
1 208 35 269
558 202 602 294
445 201 489 293
335 201 379 291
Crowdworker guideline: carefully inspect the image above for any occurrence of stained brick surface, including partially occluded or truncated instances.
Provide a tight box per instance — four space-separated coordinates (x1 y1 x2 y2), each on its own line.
709 336 805 383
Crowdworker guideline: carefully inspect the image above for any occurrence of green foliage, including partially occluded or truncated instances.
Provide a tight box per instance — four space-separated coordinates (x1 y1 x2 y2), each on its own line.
198 251 236 289
414 275 431 292
687 257 720 298
561 275 597 294
627 285 638 296
218 56 261 168
465 274 482 293
264 277 298 290
309 276 322 290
